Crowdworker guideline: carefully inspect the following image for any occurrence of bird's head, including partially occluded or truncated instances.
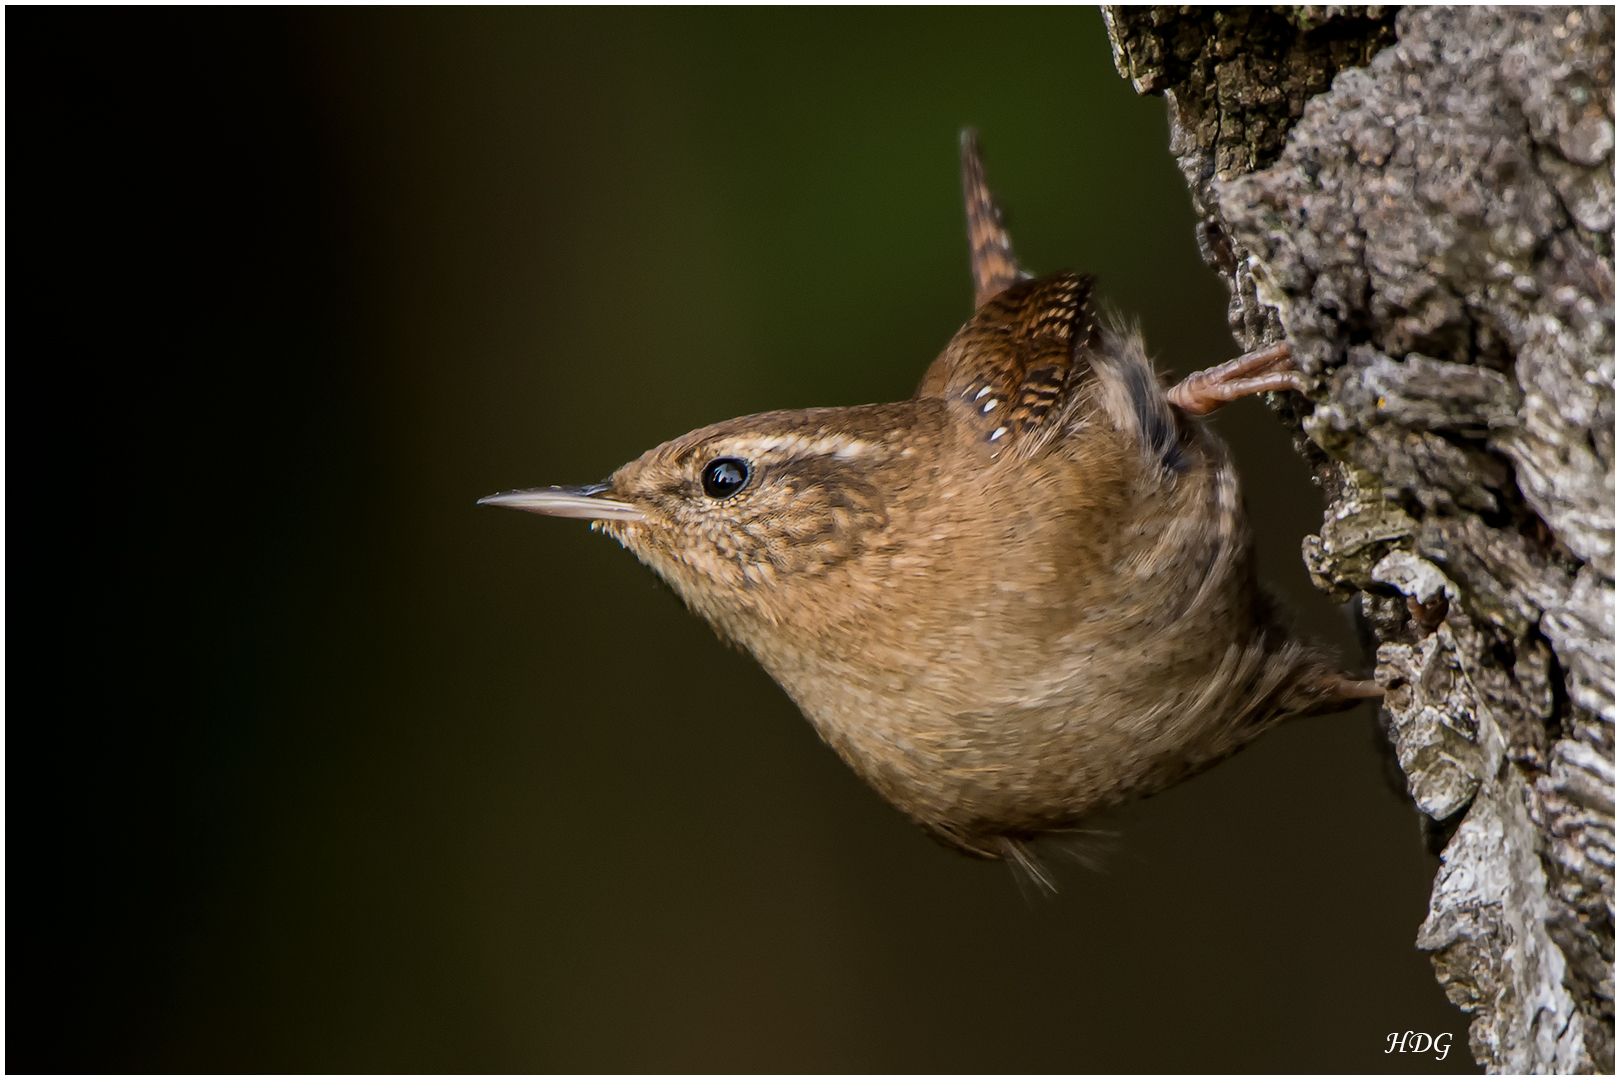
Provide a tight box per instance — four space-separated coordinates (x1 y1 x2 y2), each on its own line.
481 403 935 636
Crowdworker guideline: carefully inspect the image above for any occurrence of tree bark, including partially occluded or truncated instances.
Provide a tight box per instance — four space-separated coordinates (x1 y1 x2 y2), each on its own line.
1102 6 1614 1073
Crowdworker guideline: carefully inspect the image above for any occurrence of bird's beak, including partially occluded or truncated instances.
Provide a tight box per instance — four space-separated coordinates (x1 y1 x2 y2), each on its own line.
476 482 644 523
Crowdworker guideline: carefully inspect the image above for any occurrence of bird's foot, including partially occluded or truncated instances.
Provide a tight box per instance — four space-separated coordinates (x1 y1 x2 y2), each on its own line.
1330 676 1386 700
1295 671 1386 717
1167 341 1303 416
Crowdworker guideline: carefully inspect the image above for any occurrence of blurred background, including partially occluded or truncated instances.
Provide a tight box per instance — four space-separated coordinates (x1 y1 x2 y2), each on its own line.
10 7 1475 1073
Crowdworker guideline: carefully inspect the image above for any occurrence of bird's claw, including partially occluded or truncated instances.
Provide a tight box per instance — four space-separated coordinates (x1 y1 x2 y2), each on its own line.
1168 342 1302 416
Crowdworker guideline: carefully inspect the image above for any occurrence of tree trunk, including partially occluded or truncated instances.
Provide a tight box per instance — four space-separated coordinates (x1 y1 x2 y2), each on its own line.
1102 6 1613 1073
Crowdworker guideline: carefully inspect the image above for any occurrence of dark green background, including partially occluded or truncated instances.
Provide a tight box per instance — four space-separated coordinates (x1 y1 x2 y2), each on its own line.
11 7 1476 1072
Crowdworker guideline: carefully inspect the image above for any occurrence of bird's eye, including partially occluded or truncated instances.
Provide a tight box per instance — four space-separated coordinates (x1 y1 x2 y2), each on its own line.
700 457 750 499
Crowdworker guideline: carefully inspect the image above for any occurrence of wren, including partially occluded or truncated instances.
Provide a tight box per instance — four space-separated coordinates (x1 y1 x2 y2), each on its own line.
481 132 1378 879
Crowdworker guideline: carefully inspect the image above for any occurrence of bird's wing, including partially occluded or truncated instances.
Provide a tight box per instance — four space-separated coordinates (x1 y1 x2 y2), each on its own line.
916 271 1098 460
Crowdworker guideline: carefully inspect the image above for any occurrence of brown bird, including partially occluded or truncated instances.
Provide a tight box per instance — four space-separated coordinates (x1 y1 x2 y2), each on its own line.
481 131 1377 882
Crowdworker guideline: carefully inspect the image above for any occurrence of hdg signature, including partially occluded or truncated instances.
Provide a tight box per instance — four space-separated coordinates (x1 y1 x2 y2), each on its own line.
1387 1031 1454 1060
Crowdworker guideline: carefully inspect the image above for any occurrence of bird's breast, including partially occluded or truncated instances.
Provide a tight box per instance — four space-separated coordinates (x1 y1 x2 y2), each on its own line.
724 437 1269 835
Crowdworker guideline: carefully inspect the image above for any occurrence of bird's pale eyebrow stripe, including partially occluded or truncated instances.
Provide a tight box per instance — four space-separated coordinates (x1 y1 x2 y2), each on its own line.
718 434 877 460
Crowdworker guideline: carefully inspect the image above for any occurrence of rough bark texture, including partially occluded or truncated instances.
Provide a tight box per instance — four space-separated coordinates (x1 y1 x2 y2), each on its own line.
1103 6 1614 1073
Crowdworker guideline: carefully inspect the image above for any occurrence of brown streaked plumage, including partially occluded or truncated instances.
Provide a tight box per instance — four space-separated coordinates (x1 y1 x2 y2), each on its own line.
961 128 1029 308
480 133 1377 879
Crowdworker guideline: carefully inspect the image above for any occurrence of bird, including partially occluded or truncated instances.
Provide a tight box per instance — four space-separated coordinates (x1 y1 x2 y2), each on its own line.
480 131 1379 884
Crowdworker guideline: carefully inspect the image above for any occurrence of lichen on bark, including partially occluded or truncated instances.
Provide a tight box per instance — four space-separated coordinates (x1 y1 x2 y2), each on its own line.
1104 5 1614 1073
